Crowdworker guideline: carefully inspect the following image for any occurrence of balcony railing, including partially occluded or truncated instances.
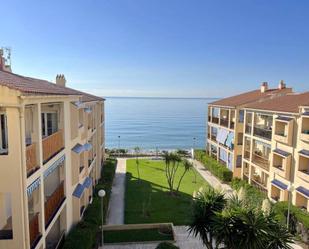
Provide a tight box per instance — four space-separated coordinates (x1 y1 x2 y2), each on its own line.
26 143 38 177
45 181 65 228
251 177 268 192
244 149 250 160
29 213 41 249
252 153 269 171
245 125 252 134
253 126 272 140
220 118 229 127
42 130 64 163
212 117 219 124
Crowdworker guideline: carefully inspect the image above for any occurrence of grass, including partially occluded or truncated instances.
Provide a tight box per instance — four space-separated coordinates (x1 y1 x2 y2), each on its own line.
104 228 173 243
62 158 117 249
125 159 208 225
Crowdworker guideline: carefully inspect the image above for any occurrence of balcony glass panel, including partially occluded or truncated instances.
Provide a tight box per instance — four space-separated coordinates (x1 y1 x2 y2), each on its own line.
253 114 273 140
252 140 270 170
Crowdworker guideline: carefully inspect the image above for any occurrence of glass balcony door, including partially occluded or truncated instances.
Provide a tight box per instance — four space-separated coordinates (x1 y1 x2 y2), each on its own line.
41 112 58 138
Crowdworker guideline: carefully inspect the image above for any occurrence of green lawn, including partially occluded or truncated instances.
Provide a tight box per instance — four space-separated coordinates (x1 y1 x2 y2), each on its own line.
125 159 208 225
104 228 173 243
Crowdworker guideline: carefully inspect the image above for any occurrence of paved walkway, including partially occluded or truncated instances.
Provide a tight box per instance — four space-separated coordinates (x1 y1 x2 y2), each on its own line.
189 158 233 195
106 158 127 225
102 226 204 249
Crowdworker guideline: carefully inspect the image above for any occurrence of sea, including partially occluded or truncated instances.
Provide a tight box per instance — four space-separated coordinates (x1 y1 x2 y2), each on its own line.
105 97 216 150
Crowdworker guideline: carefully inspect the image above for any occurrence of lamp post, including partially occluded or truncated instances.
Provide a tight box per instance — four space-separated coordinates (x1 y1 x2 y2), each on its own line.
118 136 120 156
98 189 106 247
287 184 293 229
192 137 196 159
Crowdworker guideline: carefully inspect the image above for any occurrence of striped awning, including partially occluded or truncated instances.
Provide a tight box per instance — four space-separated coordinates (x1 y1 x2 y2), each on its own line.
44 155 65 178
73 184 85 198
83 177 93 189
27 178 41 197
271 179 288 190
296 186 309 198
273 148 290 158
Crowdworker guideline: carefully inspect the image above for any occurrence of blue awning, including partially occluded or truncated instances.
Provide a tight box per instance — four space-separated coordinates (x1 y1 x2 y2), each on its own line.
72 143 84 154
27 178 41 197
299 149 309 157
271 179 288 190
83 177 93 189
276 116 293 122
303 111 309 116
273 148 290 158
84 143 93 151
73 184 85 198
225 132 234 149
296 186 309 198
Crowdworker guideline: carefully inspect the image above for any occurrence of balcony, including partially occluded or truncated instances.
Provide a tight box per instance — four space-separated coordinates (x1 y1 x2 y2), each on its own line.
252 153 269 171
253 126 272 141
212 117 219 124
220 118 229 128
208 116 211 122
298 152 309 181
244 150 250 160
273 150 291 179
26 143 39 177
43 130 64 163
300 116 309 142
245 125 252 135
230 121 235 129
211 134 217 141
45 181 65 228
29 213 41 249
251 176 268 193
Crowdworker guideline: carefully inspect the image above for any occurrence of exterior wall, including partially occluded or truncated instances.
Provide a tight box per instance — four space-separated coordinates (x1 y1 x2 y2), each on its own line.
0 85 105 249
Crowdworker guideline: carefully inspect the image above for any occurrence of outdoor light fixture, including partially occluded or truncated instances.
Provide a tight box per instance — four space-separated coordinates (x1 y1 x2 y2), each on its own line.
98 189 106 246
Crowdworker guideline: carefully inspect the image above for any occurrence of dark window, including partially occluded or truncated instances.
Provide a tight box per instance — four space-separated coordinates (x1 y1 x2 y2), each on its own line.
0 114 8 154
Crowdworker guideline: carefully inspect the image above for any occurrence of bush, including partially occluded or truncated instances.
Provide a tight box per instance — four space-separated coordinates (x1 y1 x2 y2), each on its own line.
194 149 232 182
62 158 117 249
231 178 267 208
156 242 179 249
273 201 309 230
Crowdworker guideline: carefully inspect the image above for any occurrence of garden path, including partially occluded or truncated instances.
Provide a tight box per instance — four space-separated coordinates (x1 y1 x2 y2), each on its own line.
106 158 127 225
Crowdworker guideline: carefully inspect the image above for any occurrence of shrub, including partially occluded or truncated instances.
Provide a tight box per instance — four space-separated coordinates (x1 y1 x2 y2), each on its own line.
273 201 309 230
231 178 267 208
156 242 179 249
62 158 117 249
194 150 232 182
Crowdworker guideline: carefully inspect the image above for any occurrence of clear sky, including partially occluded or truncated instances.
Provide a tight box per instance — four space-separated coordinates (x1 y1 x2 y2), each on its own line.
1 0 309 97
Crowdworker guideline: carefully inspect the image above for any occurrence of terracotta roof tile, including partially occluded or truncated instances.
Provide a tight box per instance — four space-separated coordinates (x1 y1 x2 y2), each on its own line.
0 70 104 102
209 88 293 107
244 92 309 113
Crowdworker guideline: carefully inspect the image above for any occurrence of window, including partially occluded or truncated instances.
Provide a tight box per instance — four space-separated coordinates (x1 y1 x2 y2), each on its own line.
236 155 242 168
41 112 58 138
239 110 244 123
0 192 13 240
0 114 8 155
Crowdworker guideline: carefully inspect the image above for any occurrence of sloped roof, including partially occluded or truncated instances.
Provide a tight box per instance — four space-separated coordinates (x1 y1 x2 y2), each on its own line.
0 70 104 102
209 88 293 108
245 92 309 113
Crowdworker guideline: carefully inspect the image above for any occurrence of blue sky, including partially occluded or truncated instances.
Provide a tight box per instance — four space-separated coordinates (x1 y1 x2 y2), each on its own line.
1 0 309 97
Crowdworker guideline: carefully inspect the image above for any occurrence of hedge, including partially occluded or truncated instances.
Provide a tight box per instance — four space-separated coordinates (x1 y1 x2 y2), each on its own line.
62 158 117 249
194 149 232 182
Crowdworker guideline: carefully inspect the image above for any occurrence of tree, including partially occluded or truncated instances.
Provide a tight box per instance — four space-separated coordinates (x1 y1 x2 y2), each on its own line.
163 152 191 194
188 187 226 249
176 159 193 192
188 186 294 249
134 146 141 180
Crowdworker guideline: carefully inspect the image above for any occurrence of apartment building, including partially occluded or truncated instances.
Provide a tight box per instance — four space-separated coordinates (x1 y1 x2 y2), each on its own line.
0 53 105 249
242 92 309 211
207 81 292 177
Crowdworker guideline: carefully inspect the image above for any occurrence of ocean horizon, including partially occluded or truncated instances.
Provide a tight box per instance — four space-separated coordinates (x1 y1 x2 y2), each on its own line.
105 96 216 150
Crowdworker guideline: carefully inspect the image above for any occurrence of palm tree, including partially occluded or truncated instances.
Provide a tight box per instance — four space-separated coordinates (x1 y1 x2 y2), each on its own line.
134 146 141 180
188 187 226 249
176 159 193 192
189 186 293 249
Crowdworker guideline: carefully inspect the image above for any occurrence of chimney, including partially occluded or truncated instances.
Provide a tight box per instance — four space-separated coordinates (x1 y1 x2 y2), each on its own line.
260 82 268 93
278 80 286 90
0 48 12 72
56 74 66 87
